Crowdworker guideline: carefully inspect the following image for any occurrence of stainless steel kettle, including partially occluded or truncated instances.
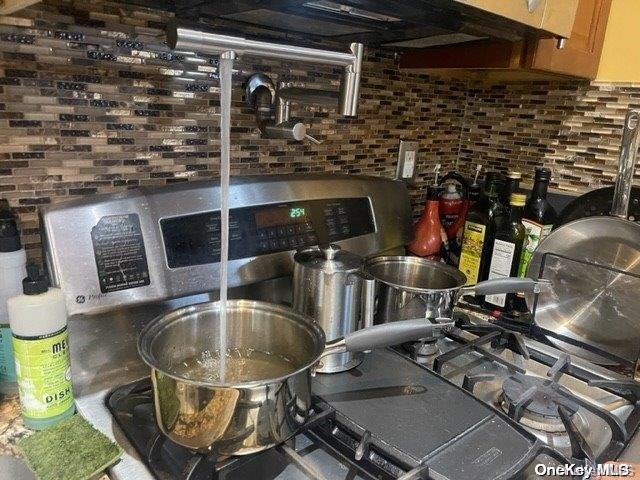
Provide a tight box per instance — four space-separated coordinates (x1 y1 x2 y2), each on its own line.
293 244 375 373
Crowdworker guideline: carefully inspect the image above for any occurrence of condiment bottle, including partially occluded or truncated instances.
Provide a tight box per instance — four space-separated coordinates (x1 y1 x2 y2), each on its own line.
484 193 527 311
408 186 445 259
8 265 75 429
439 183 464 240
0 200 26 395
458 174 506 287
500 172 522 211
517 167 557 277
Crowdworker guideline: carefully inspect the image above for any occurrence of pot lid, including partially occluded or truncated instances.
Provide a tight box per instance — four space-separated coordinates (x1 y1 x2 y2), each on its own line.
294 244 363 273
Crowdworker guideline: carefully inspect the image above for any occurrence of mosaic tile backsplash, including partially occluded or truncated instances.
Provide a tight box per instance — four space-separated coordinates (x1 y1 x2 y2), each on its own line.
0 0 465 257
1 0 639 259
458 80 640 191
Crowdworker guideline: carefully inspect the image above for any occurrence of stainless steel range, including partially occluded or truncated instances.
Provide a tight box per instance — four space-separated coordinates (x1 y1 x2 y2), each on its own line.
38 174 640 480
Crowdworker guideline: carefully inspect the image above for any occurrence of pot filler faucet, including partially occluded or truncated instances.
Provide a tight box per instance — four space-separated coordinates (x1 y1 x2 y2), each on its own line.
166 21 364 143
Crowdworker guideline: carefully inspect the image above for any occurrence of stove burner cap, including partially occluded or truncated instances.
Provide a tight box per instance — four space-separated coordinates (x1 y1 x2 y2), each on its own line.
501 374 579 419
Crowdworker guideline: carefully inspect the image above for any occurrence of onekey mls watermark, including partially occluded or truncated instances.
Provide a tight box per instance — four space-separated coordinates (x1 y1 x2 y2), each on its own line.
534 462 636 478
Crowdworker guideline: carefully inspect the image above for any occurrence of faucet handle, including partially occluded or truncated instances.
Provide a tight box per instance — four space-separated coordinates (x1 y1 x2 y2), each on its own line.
305 133 322 145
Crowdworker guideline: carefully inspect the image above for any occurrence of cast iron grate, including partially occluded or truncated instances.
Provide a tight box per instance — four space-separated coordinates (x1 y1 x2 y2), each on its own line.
432 319 640 466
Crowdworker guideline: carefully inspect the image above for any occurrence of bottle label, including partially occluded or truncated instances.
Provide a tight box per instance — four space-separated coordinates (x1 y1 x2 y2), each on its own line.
518 220 553 277
13 327 74 419
0 325 16 383
458 221 486 285
485 239 517 307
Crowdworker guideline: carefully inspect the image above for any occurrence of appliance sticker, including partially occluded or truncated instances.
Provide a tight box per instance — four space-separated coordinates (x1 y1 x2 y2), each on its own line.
91 214 150 293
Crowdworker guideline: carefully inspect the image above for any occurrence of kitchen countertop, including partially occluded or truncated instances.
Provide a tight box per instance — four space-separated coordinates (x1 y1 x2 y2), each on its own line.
0 394 110 480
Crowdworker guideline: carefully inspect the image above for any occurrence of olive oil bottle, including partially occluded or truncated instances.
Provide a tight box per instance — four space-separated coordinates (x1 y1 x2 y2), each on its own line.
499 171 522 211
458 174 505 286
484 193 526 311
517 167 557 277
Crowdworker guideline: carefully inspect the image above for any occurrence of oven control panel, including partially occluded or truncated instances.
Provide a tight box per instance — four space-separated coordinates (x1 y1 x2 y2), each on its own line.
160 197 374 268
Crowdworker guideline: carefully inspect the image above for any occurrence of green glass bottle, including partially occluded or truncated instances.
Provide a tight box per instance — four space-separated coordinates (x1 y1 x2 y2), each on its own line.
458 174 506 287
517 167 557 278
499 171 522 211
484 193 526 312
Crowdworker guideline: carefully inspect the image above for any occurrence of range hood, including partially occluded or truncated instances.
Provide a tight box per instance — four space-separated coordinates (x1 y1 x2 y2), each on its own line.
154 0 578 48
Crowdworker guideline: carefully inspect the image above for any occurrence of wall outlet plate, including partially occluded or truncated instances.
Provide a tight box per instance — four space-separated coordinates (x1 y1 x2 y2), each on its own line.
395 140 419 185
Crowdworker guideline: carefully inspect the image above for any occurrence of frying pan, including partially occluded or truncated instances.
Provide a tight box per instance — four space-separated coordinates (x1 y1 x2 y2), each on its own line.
526 109 640 364
556 185 640 226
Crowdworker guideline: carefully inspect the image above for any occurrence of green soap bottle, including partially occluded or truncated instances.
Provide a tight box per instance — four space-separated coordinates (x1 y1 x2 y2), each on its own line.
7 265 75 430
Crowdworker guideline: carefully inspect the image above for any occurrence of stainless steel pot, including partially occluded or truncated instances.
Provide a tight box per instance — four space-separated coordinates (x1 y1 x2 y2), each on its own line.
364 256 546 323
137 299 452 454
293 244 375 373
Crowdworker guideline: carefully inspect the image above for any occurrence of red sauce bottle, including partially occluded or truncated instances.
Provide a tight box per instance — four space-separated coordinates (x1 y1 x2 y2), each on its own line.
439 183 464 240
408 186 445 258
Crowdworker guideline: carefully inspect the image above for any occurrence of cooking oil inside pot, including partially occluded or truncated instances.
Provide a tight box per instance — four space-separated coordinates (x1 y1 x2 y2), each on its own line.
173 347 297 383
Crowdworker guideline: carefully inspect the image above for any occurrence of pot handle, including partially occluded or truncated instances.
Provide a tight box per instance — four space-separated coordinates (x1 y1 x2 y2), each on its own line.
359 271 376 330
322 319 454 357
612 109 640 218
461 277 551 296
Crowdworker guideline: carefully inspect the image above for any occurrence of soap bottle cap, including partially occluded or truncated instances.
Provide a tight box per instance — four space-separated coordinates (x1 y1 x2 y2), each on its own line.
0 199 22 253
23 264 49 295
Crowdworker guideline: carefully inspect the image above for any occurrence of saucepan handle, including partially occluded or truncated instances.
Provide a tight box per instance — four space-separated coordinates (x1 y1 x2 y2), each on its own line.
612 109 640 219
460 277 551 296
359 271 376 330
321 319 454 358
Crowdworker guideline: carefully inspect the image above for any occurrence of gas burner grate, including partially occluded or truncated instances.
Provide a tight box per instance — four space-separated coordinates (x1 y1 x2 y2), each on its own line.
106 377 416 480
432 324 640 465
107 349 572 480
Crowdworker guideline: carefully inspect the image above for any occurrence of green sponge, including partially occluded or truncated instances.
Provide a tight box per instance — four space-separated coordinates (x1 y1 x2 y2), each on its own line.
17 414 123 480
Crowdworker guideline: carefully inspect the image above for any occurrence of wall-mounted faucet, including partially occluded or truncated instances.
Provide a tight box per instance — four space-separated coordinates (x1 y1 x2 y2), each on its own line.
166 22 363 143
245 74 335 143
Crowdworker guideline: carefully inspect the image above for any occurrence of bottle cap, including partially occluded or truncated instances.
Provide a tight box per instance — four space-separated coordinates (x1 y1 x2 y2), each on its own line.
0 199 22 252
506 171 522 180
468 184 481 201
509 193 526 207
485 171 503 184
22 264 49 295
427 185 443 200
534 167 551 181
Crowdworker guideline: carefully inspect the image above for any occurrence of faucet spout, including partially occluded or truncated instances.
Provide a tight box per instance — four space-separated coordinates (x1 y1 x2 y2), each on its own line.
167 21 363 117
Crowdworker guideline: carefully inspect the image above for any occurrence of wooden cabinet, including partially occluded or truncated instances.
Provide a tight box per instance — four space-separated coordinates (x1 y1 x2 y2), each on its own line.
400 0 611 80
455 0 578 38
526 0 611 78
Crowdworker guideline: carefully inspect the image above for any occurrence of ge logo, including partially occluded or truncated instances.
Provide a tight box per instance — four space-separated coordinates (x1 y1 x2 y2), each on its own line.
76 295 86 304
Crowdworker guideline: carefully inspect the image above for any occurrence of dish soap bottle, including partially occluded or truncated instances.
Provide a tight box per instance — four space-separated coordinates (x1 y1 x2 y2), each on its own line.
8 265 74 429
0 199 27 395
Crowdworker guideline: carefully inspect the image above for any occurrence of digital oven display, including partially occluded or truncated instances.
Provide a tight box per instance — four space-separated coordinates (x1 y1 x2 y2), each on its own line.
160 197 374 268
254 205 308 228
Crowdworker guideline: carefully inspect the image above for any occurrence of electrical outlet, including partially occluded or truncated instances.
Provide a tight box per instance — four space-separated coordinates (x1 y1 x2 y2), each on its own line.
395 140 418 184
